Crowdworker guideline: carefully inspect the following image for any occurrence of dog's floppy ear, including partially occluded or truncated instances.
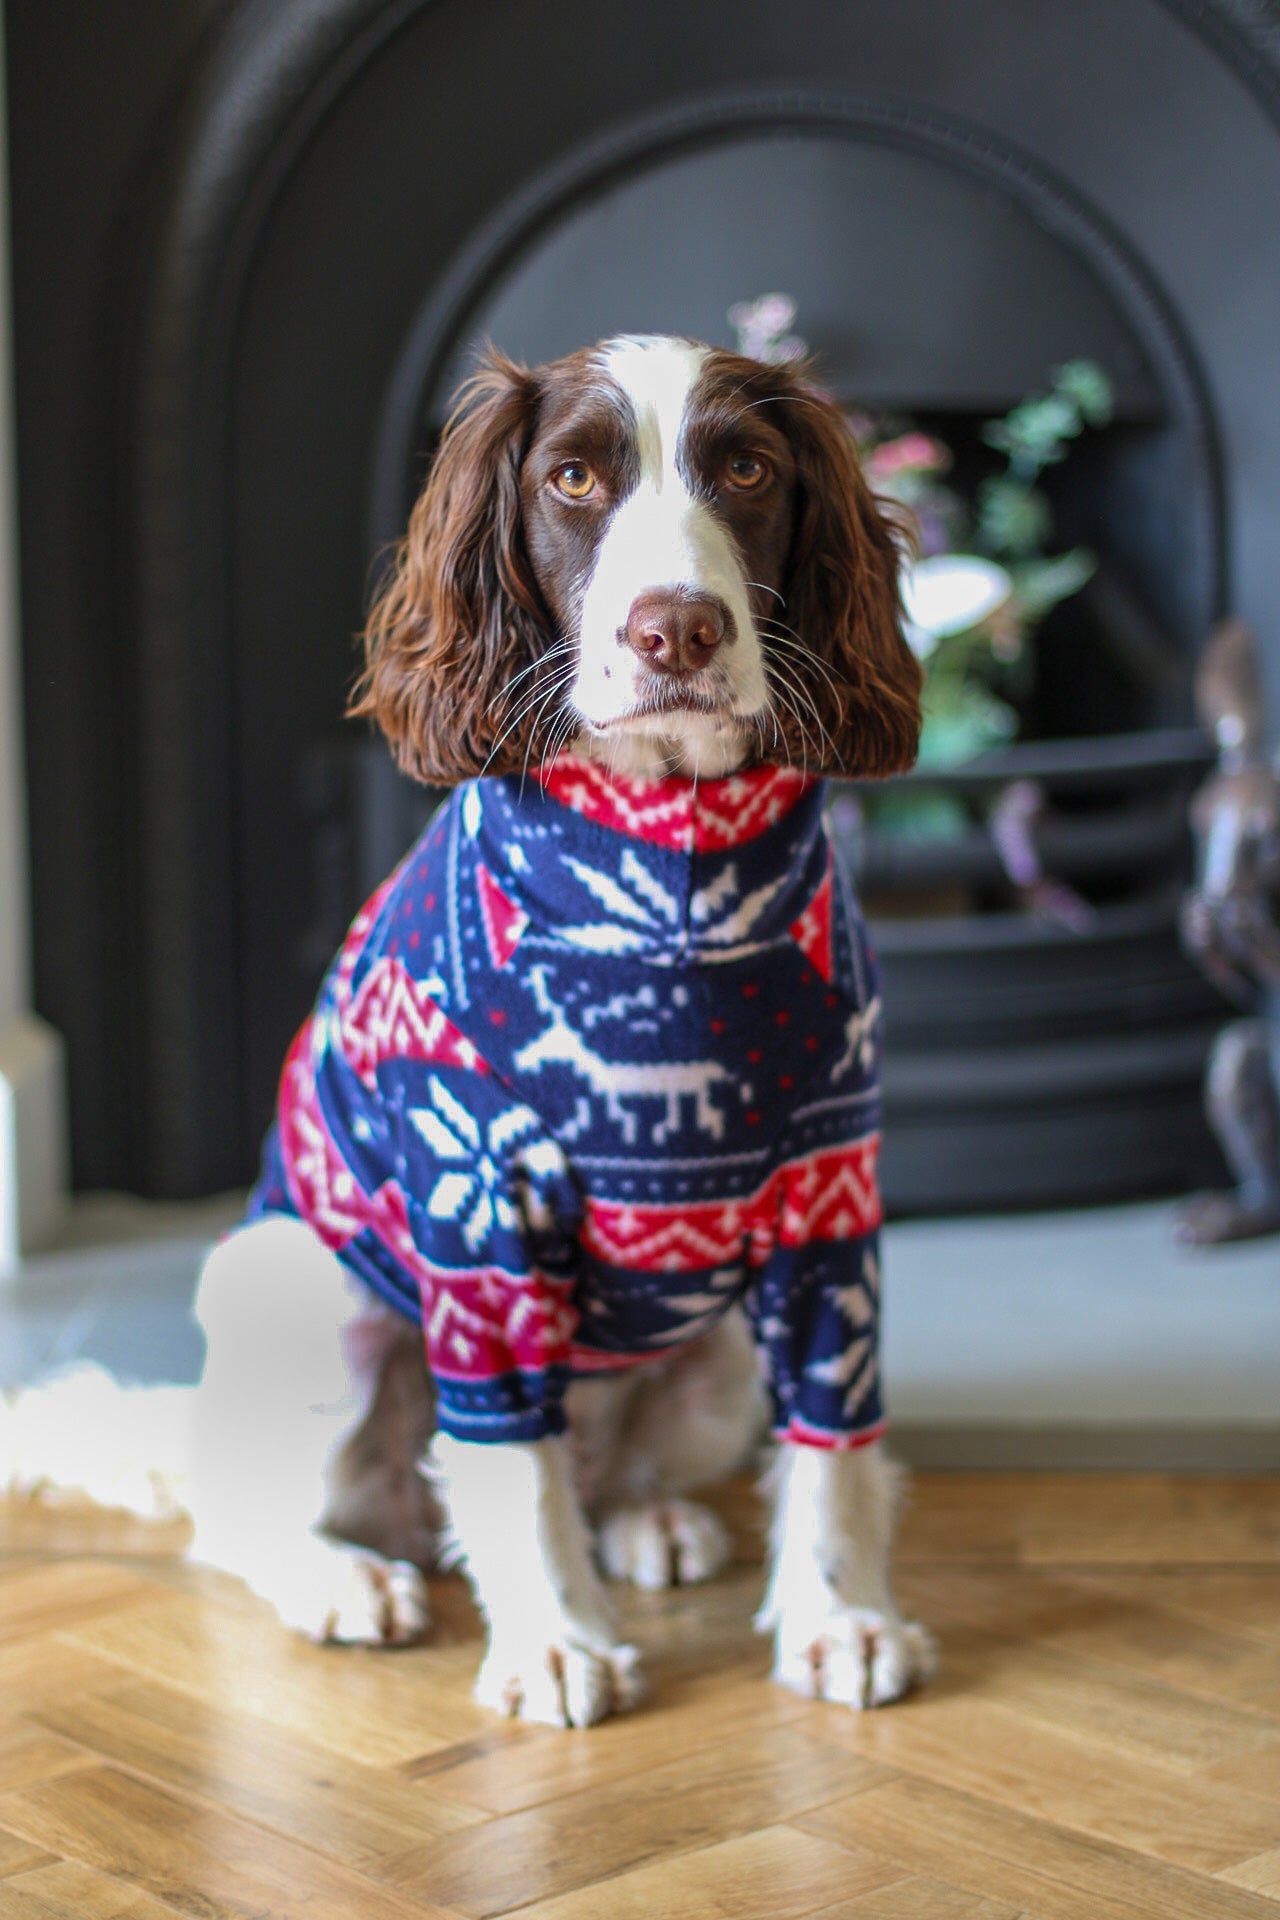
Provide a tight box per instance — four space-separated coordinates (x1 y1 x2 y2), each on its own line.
775 374 923 780
350 349 550 784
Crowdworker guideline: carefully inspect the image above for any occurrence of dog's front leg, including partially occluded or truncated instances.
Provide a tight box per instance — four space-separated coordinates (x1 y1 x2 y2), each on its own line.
758 1442 936 1709
190 1218 431 1646
435 1433 644 1727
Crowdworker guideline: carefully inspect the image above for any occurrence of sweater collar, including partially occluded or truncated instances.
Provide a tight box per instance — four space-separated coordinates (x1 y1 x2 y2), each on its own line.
464 753 829 964
528 752 817 852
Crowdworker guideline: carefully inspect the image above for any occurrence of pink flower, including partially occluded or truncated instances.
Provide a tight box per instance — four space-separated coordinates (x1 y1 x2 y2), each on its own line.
866 433 951 478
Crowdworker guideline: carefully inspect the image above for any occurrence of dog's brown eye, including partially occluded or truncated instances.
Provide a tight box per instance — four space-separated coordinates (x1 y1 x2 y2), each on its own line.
726 453 768 490
552 462 596 500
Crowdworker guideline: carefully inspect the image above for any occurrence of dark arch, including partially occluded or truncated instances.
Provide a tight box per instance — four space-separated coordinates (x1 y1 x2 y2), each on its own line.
112 0 1278 1191
366 86 1224 623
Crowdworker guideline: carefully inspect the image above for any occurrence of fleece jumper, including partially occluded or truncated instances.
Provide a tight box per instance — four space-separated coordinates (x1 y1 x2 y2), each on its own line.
248 754 887 1449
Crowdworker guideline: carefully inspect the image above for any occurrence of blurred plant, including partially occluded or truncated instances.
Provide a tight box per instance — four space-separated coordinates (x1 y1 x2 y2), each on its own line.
727 297 1113 784
865 359 1114 769
982 360 1113 476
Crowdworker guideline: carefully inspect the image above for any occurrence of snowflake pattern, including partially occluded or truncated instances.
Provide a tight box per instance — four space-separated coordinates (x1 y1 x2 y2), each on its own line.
409 1077 566 1253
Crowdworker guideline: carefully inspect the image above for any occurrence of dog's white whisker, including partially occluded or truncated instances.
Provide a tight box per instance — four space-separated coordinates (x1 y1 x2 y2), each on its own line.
482 662 578 777
763 655 836 768
518 677 579 794
758 624 843 699
492 642 575 714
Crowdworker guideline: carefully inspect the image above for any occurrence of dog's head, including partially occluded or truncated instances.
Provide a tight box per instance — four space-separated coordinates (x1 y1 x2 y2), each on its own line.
352 335 922 782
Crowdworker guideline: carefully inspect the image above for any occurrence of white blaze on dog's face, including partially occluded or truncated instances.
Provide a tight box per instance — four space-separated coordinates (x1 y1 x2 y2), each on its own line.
521 336 797 774
575 339 768 734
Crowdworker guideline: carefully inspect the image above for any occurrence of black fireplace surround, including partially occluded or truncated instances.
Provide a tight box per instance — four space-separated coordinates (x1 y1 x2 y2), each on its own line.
11 0 1280 1205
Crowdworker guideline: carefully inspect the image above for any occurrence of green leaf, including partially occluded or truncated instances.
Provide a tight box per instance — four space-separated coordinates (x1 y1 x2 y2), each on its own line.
917 679 1018 767
975 478 1052 557
1052 359 1114 428
982 360 1113 480
1008 548 1097 624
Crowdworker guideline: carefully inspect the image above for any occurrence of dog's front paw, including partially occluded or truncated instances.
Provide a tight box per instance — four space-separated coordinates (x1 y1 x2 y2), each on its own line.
771 1606 936 1709
475 1630 646 1728
598 1499 732 1590
256 1538 430 1646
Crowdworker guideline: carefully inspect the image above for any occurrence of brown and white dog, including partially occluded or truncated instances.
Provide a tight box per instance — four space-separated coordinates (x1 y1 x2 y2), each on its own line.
6 337 933 1728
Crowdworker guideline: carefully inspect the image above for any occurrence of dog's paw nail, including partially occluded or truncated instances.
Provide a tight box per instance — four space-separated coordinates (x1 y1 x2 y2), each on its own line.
271 1545 429 1646
774 1610 935 1709
477 1639 646 1728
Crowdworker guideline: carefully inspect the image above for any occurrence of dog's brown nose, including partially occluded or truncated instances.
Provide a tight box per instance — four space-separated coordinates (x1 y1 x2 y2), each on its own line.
623 593 728 674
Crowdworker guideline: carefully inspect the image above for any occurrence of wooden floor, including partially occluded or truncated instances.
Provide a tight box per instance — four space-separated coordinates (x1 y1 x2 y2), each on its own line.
0 1476 1279 1918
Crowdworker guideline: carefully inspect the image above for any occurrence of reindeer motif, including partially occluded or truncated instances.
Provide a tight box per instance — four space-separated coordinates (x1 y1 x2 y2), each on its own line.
513 964 733 1146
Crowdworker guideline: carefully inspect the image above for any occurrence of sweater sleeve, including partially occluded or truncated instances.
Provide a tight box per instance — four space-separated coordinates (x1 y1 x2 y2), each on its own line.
745 938 887 1451
260 943 583 1445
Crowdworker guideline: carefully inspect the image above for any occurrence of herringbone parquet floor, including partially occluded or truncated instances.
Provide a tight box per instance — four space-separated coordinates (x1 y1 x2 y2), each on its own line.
0 1473 1279 1917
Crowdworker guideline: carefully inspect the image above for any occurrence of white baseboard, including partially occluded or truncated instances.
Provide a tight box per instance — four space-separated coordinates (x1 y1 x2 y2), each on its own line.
0 1013 67 1273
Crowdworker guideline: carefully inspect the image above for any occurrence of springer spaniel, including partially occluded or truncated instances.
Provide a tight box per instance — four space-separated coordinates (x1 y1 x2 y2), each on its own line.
15 337 935 1726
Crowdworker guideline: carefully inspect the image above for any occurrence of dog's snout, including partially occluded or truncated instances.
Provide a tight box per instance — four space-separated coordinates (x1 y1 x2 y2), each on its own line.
622 594 730 674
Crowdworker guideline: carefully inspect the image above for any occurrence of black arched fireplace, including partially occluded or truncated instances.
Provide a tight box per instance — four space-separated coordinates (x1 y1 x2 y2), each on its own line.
13 0 1280 1207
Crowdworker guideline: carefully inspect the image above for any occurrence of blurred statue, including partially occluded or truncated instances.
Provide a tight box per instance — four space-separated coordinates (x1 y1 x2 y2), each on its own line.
1176 619 1280 1245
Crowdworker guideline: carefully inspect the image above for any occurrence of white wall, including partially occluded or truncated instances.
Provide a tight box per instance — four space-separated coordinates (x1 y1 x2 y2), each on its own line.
0 4 66 1271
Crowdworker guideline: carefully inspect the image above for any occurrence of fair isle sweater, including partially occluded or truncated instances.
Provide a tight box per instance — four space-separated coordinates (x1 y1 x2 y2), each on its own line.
248 755 886 1449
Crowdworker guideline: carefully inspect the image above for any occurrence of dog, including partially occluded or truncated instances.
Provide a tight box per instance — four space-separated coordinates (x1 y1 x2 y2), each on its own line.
13 336 934 1728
